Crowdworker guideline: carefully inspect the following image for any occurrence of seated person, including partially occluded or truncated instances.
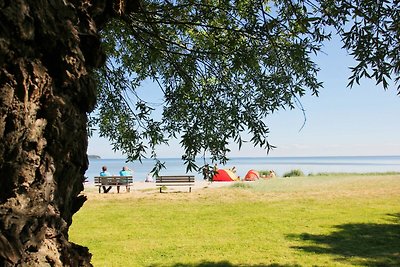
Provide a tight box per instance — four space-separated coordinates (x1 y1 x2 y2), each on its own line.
118 166 132 193
99 166 112 193
268 170 276 178
145 173 154 183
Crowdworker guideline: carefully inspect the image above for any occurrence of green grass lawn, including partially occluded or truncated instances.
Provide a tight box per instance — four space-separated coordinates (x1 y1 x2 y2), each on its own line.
69 174 400 266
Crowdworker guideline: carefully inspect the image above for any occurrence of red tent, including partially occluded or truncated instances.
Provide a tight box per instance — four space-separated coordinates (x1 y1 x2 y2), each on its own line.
244 170 260 181
212 169 238 182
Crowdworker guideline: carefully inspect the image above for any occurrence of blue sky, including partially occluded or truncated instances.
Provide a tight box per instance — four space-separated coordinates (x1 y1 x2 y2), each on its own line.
88 38 400 159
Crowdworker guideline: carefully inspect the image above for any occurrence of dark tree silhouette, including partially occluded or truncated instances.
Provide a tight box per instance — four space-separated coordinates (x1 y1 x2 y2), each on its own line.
0 0 138 265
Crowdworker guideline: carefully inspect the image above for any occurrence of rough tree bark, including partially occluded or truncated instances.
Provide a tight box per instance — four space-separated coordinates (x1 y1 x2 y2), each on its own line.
0 0 136 265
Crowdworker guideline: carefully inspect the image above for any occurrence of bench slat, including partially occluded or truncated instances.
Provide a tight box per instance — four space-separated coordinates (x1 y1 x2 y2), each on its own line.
156 181 195 184
156 175 195 193
156 183 194 186
93 176 133 193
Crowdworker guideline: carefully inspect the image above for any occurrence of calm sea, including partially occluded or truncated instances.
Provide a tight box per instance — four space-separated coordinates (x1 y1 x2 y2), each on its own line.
85 155 400 183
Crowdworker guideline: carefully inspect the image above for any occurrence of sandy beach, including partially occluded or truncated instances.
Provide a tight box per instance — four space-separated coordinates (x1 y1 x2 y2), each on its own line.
84 180 238 194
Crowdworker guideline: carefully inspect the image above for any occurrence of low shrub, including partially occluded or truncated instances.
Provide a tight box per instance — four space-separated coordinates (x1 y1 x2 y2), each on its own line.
309 171 400 176
258 170 270 176
258 170 277 178
230 182 251 189
283 169 304 177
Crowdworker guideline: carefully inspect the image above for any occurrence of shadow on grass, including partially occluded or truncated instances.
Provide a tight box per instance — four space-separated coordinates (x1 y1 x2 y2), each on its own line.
148 262 300 267
289 213 400 266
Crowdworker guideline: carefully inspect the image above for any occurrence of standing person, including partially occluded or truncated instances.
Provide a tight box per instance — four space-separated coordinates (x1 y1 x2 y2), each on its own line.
231 166 237 173
100 166 112 193
211 163 218 182
202 164 210 181
118 166 132 193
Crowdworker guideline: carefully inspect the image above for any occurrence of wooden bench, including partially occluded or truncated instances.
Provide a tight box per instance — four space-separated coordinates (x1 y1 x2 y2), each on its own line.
94 176 133 193
156 175 195 193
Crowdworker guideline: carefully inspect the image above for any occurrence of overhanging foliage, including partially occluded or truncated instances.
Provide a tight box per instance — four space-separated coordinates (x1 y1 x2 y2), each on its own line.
91 0 399 174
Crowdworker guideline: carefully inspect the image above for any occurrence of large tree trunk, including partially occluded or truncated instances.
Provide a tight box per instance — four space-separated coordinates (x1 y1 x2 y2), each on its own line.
0 0 131 265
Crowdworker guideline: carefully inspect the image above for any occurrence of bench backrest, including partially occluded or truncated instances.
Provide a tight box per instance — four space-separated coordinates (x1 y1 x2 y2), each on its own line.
94 176 133 185
156 175 195 183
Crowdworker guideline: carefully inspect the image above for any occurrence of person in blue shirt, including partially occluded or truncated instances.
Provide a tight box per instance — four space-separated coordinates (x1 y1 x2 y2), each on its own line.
100 166 112 193
118 166 132 193
119 166 131 176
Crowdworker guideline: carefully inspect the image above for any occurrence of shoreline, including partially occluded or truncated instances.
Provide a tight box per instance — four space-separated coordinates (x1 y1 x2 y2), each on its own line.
85 156 400 184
